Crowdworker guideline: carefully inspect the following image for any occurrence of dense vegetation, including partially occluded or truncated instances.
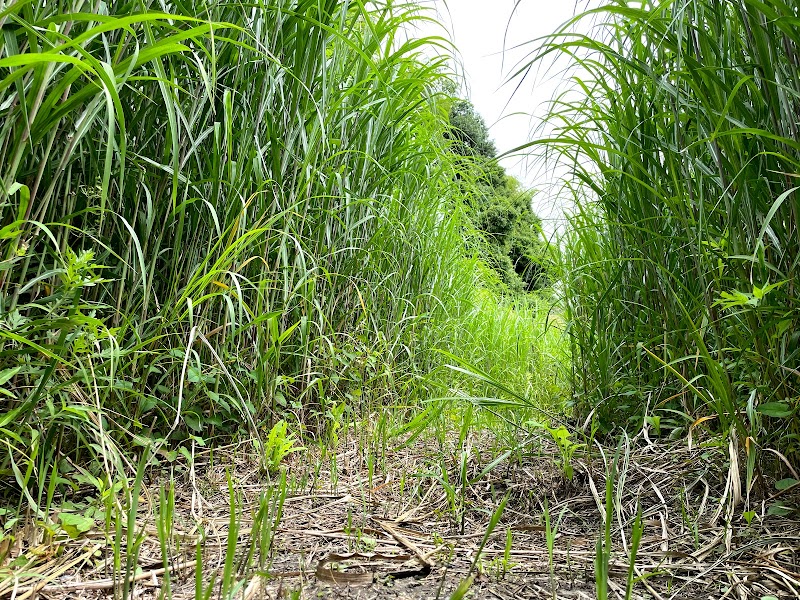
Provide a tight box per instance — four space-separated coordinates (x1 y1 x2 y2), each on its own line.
1 0 797 509
525 0 800 459
2 0 800 597
448 100 552 292
0 0 554 504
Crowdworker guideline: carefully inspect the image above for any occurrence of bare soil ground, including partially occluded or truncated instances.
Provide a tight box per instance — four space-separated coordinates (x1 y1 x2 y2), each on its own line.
2 426 799 599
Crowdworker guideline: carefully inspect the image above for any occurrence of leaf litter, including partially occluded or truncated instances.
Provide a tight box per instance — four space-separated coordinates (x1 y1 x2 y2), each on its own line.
1 425 798 600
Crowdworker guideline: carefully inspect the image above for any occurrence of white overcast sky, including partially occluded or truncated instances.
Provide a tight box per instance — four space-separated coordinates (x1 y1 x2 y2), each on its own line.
419 1 592 233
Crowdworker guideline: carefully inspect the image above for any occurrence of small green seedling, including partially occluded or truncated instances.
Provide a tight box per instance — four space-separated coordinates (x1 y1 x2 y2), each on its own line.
262 419 304 473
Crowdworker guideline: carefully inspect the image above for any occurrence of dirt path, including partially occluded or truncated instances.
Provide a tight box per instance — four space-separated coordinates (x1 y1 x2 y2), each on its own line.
2 430 799 599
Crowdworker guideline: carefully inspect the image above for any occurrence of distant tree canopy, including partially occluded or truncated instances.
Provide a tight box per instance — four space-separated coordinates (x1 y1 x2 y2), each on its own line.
448 100 498 160
446 100 551 292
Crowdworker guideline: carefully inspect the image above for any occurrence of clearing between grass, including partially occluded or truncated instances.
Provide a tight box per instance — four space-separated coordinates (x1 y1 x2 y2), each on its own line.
2 423 798 600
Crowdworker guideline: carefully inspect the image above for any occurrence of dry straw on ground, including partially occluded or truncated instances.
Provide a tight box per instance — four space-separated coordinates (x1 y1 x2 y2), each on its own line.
1 429 798 600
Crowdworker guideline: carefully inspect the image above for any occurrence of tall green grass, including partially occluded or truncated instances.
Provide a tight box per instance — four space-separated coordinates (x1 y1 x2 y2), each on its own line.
0 0 549 504
521 0 800 454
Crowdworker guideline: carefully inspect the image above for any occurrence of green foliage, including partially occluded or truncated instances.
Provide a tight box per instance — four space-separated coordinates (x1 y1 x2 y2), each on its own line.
261 420 304 474
0 0 547 504
58 512 94 539
523 0 800 456
526 420 582 480
447 100 553 292
448 100 498 160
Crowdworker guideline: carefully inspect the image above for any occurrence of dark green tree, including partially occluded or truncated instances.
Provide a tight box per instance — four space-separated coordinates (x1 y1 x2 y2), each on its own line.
448 100 497 159
447 100 551 291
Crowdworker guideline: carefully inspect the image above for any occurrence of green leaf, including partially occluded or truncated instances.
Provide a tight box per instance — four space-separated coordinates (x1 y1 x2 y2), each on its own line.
0 223 23 241
207 391 230 413
449 575 475 600
187 365 202 384
184 412 202 432
757 402 793 418
767 503 794 517
138 396 158 414
59 513 94 539
8 182 29 222
0 367 22 387
644 415 661 435
753 280 786 300
715 289 757 309
775 478 798 491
